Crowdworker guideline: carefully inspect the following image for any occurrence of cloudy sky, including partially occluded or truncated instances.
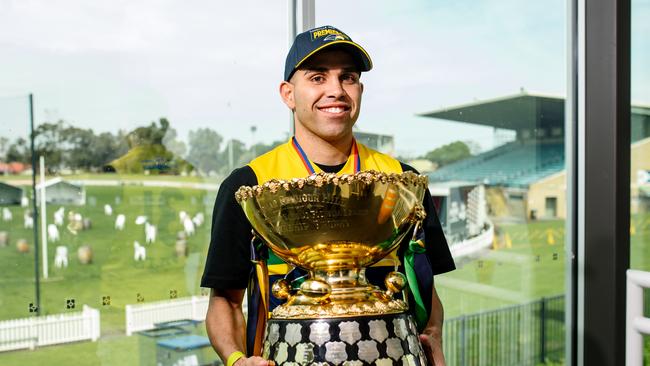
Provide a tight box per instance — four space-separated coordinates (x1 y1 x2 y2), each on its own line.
0 0 648 156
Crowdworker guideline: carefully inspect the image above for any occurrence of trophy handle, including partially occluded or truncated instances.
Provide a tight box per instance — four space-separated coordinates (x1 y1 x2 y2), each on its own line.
384 271 407 299
408 203 427 224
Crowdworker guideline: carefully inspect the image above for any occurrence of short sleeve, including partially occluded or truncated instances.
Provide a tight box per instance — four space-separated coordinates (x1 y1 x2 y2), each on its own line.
200 166 257 289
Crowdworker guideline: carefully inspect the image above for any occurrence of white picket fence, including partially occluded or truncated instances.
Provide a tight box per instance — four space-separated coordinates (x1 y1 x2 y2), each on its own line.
125 296 209 336
0 305 100 352
626 269 650 366
450 221 495 259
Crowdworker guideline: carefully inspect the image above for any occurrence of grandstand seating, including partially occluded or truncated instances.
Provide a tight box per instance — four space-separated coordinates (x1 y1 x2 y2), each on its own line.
427 141 564 187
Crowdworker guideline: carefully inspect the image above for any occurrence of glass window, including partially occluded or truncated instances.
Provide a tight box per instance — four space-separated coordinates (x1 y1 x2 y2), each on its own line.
0 3 287 365
630 0 650 271
317 1 567 364
629 0 650 362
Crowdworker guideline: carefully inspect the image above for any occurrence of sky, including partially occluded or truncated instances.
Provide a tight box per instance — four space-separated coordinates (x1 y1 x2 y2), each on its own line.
0 0 648 157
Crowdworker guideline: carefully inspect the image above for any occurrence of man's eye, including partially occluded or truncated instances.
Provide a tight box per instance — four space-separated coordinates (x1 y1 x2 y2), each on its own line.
311 76 325 83
343 74 358 83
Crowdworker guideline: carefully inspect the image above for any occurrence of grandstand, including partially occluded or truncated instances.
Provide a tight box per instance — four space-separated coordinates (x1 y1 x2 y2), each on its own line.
419 91 650 220
428 140 564 187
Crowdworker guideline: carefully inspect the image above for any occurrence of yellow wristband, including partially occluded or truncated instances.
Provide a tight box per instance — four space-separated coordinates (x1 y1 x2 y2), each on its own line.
226 351 245 366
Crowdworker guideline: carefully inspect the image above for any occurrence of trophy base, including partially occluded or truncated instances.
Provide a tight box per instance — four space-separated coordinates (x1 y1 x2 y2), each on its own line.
262 312 427 366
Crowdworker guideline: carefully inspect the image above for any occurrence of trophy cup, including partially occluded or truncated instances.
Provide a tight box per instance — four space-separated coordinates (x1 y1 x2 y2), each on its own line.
236 171 429 365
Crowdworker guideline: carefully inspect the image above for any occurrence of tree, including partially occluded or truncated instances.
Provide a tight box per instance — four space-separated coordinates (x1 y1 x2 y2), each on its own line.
423 141 472 167
162 126 186 158
34 121 67 171
127 118 170 148
93 131 129 168
6 137 29 163
187 128 224 174
0 137 8 161
217 139 248 174
463 140 482 155
62 126 96 170
251 139 284 158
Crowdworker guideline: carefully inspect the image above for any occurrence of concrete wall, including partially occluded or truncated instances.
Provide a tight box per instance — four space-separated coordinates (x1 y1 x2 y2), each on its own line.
527 171 567 220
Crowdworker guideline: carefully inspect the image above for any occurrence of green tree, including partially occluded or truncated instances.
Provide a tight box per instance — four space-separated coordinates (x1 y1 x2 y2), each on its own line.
0 137 9 161
187 128 224 175
127 118 169 148
94 131 129 169
62 126 96 170
423 141 472 167
6 137 29 163
34 121 66 171
162 126 186 158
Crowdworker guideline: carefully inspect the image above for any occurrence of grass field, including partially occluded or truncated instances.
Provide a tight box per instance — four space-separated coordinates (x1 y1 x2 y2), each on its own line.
0 172 220 184
0 179 649 366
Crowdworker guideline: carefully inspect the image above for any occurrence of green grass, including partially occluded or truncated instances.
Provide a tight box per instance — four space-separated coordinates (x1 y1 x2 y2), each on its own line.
0 183 218 365
0 185 214 324
438 219 568 317
1 172 218 183
0 179 649 365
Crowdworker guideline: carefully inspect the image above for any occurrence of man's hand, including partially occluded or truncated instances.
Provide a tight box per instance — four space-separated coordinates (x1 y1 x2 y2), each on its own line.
419 331 446 366
234 356 274 366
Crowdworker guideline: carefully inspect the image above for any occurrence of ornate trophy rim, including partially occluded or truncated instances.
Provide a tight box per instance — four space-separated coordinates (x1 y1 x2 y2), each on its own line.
235 170 428 202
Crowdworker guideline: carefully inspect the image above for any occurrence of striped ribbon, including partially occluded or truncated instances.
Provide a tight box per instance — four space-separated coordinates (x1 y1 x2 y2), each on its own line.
291 136 360 174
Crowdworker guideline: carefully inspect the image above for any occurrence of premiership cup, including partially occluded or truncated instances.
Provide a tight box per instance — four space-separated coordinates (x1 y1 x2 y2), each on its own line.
236 171 429 365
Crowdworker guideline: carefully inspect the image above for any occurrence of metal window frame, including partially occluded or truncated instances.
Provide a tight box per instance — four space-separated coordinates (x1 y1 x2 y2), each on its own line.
571 0 631 365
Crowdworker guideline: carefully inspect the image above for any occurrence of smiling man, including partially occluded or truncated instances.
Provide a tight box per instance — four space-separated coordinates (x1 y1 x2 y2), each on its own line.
201 25 455 366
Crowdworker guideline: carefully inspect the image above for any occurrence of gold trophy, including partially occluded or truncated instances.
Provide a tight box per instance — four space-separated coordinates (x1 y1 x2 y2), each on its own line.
236 171 429 365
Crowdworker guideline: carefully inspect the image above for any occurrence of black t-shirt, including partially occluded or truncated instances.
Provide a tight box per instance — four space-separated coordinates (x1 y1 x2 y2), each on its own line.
200 162 456 290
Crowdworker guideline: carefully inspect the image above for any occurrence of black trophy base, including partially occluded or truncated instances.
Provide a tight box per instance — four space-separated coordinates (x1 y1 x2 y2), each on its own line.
262 312 427 366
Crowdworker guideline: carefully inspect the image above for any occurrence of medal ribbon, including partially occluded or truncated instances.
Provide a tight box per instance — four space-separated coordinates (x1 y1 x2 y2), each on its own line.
404 223 429 331
291 136 360 174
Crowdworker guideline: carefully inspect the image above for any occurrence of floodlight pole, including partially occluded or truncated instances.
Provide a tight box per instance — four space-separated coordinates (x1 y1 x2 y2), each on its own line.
287 0 315 136
288 0 297 135
29 93 41 316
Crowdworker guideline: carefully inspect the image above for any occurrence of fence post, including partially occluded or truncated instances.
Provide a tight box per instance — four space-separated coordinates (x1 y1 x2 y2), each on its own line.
540 297 547 364
29 316 36 350
627 270 645 366
460 315 466 366
125 305 133 336
90 307 100 342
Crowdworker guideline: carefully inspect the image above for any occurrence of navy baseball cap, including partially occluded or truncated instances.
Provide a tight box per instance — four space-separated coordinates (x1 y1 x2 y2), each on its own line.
284 25 373 81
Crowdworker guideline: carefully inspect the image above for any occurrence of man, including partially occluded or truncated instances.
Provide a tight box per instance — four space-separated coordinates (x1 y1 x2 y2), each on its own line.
201 25 455 366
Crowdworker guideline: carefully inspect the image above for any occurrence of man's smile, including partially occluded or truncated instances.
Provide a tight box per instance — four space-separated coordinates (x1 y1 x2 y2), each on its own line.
317 103 351 115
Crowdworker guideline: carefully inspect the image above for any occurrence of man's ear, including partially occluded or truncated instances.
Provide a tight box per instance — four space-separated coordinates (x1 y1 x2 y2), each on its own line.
279 81 295 110
360 81 364 94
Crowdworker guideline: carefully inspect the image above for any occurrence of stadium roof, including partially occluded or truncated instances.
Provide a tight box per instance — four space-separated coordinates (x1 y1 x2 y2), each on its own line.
418 92 650 131
417 92 564 130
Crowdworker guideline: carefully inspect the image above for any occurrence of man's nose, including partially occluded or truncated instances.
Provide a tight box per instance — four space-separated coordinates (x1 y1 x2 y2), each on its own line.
325 78 346 99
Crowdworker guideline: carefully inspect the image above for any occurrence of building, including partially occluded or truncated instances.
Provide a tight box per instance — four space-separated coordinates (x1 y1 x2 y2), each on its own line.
353 131 395 155
419 92 650 219
36 178 86 206
0 182 24 205
0 162 30 175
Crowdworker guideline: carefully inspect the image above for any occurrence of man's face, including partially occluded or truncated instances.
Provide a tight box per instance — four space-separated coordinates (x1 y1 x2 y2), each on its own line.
281 49 363 143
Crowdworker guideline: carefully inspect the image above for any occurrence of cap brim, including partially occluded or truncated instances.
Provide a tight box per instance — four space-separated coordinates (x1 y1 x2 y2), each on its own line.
294 40 373 73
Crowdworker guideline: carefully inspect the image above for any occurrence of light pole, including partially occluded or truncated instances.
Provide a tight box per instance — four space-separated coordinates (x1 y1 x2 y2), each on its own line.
250 125 257 157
